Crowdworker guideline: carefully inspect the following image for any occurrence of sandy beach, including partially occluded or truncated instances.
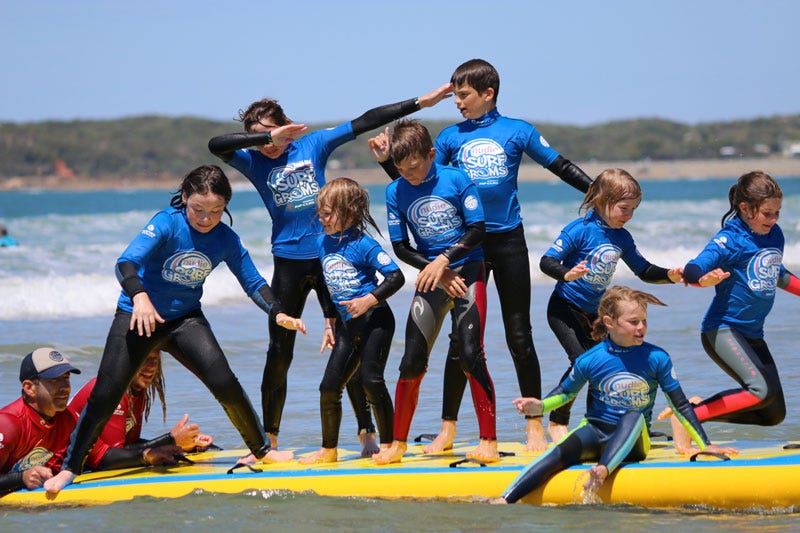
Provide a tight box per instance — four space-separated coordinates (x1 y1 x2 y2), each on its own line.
3 157 800 191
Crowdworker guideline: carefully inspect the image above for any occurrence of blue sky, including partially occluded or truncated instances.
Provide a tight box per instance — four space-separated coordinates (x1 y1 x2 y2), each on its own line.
2 0 798 126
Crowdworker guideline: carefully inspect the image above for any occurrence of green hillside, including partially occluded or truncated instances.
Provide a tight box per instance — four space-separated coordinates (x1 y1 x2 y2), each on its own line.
2 114 800 182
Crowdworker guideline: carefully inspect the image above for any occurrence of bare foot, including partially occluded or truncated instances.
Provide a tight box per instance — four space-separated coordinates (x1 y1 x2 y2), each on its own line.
583 464 608 492
423 420 456 453
466 438 500 463
372 441 407 464
489 497 508 505
525 418 548 452
267 432 279 449
299 447 337 464
669 415 697 454
359 432 380 457
44 469 76 494
547 422 569 443
262 449 294 463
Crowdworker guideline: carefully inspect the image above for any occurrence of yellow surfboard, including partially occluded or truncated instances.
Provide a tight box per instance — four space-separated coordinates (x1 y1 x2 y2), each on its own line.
3 440 798 509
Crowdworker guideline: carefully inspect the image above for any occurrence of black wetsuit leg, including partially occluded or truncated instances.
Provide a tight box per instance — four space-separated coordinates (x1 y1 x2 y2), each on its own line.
440 225 539 421
262 257 374 437
318 303 396 448
546 292 598 426
167 310 267 454
63 309 174 474
502 421 602 503
694 328 785 425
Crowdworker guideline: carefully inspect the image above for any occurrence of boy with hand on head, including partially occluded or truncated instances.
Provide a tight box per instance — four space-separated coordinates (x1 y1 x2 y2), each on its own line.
372 59 593 452
370 119 498 465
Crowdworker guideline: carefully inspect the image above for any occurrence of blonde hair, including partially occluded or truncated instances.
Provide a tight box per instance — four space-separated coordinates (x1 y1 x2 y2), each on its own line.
580 168 642 217
590 285 666 341
317 177 381 240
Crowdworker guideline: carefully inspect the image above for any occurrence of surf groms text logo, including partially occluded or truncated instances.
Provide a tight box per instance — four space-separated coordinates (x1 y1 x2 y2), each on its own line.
584 243 622 291
162 251 213 288
267 160 319 211
407 196 462 241
598 372 650 409
456 139 508 185
747 248 782 297
321 254 360 299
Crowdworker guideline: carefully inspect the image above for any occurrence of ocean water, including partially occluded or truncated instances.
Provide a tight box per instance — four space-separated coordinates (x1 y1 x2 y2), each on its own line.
1 176 800 530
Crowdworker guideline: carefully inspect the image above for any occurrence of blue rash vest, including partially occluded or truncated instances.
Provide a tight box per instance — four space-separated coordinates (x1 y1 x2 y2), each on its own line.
318 229 400 321
116 207 269 321
687 214 786 339
434 108 560 233
385 163 485 268
543 210 651 312
226 123 356 260
558 338 682 427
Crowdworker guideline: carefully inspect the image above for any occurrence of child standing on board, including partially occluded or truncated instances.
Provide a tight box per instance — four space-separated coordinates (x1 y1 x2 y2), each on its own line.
370 119 499 465
661 171 800 451
374 59 593 452
300 178 405 464
45 165 305 494
493 286 737 505
208 84 452 453
540 169 683 441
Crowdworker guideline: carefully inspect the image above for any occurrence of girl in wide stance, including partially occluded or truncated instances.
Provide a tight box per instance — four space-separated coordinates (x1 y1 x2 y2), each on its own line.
494 286 736 504
300 178 404 464
45 165 305 493
662 171 800 450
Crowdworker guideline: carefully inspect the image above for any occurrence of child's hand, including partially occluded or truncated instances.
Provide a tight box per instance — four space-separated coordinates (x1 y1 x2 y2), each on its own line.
320 318 335 353
416 255 450 293
131 292 165 337
564 260 589 282
440 268 467 298
668 267 684 284
341 293 378 319
368 128 391 162
270 123 308 146
276 313 307 334
512 397 544 417
697 268 730 287
417 83 454 108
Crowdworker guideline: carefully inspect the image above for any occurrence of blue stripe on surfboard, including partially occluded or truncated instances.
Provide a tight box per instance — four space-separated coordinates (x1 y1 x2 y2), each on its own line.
25 457 800 494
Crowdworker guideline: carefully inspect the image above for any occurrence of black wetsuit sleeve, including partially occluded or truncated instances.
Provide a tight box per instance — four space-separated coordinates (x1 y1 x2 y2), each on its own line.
547 155 593 193
540 255 571 281
251 283 286 323
351 98 420 137
0 471 25 495
316 279 339 319
636 264 674 284
442 222 485 264
683 263 703 284
392 240 430 270
124 432 175 452
379 159 402 181
370 269 405 303
666 388 711 446
207 132 273 162
96 447 151 470
116 261 145 298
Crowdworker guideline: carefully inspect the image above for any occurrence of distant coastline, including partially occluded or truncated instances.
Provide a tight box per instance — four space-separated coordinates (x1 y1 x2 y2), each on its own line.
3 157 800 191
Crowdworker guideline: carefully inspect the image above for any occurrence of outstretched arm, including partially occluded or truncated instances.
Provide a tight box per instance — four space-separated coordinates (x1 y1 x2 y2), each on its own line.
351 83 453 137
208 124 308 161
778 271 800 296
547 155 593 193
